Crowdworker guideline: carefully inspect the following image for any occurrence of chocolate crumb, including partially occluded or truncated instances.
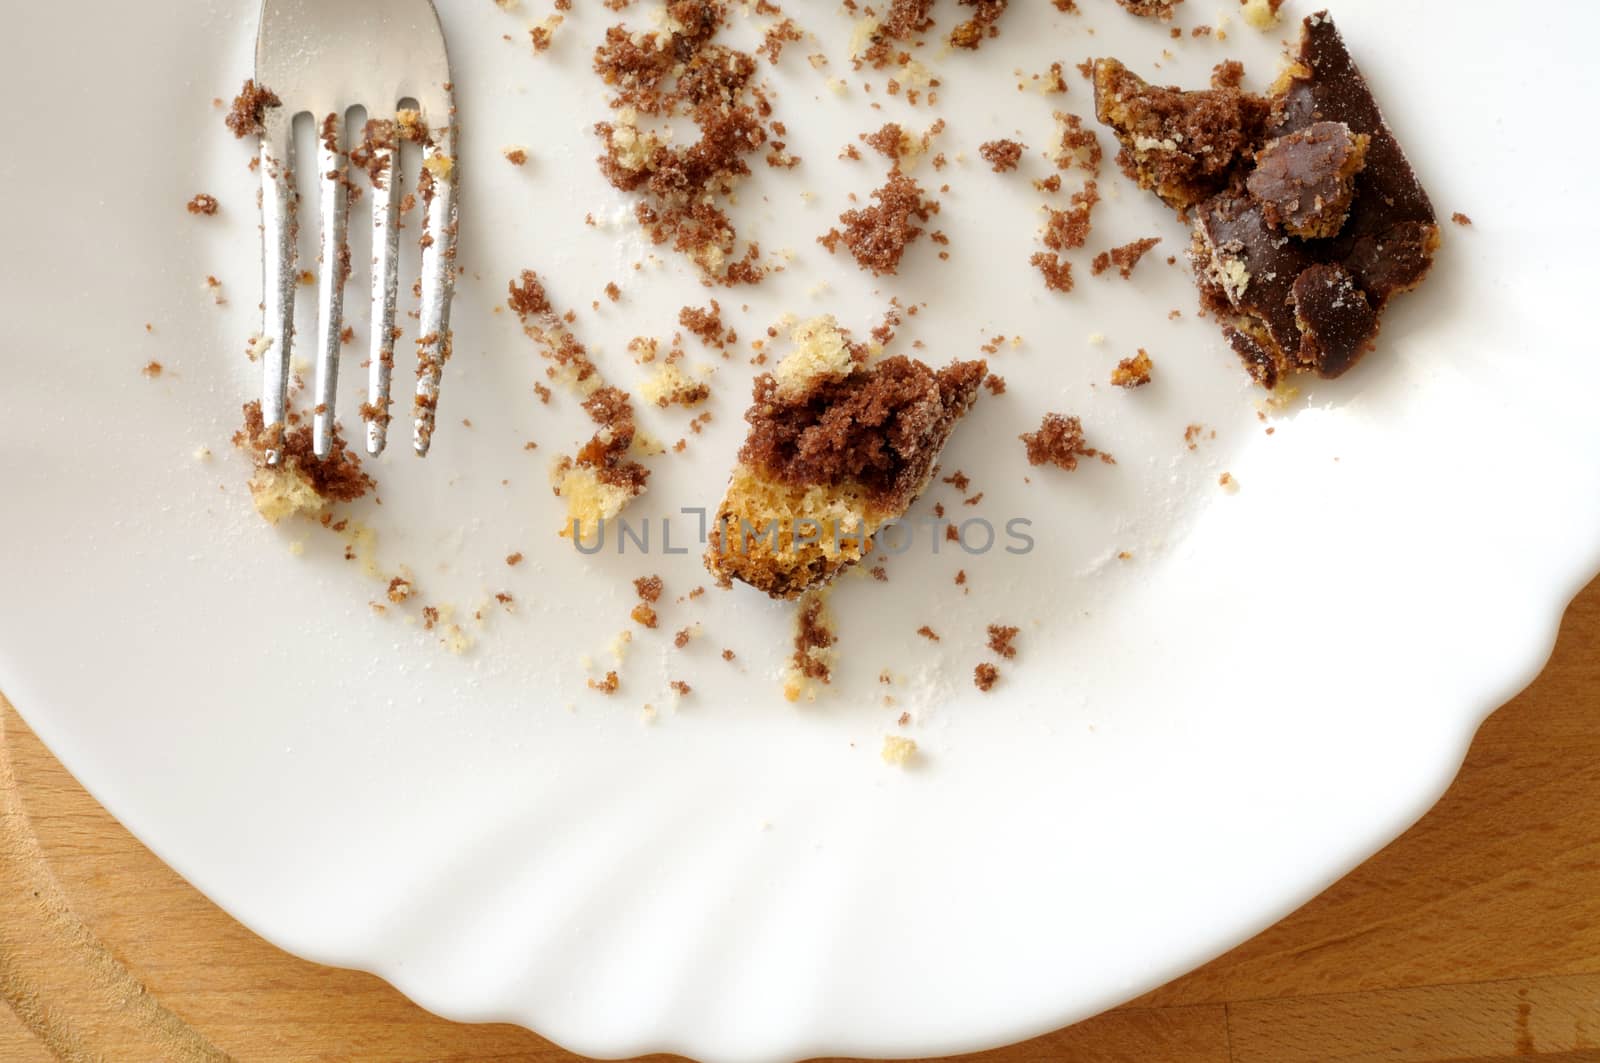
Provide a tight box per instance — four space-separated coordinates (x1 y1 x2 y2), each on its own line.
225 79 281 139
987 623 1020 659
819 172 937 275
1021 412 1113 470
979 139 1026 173
1091 236 1162 278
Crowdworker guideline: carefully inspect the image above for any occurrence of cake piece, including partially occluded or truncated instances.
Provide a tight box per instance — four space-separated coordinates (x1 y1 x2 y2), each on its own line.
1116 0 1183 18
1096 12 1439 388
1092 58 1271 212
233 401 373 524
706 317 986 599
1246 121 1369 239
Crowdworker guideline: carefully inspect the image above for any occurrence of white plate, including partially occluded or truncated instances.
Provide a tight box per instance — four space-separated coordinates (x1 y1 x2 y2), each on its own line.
3 3 1598 1061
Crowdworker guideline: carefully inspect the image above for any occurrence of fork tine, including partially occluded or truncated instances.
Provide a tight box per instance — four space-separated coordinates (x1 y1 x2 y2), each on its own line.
364 121 402 457
413 121 459 457
258 108 298 466
310 113 351 460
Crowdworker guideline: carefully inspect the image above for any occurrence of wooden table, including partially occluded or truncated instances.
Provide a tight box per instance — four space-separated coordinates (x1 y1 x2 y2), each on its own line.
5 579 1599 1063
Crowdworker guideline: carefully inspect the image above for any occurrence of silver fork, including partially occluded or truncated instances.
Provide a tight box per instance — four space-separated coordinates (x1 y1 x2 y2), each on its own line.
253 0 460 461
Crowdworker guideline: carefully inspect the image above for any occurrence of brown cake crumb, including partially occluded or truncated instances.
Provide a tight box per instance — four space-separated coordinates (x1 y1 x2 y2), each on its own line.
979 139 1026 173
1111 349 1154 388
509 270 651 534
1053 112 1102 176
631 603 660 628
673 627 694 648
759 17 803 62
504 148 529 166
670 679 693 697
1031 253 1074 293
679 301 728 348
984 373 1007 395
987 624 1020 659
820 172 937 276
974 662 1000 692
387 577 414 603
588 671 621 695
604 282 622 302
591 3 776 284
1116 0 1182 18
225 79 281 138
1021 413 1112 470
1451 212 1473 227
141 360 164 378
1092 237 1162 279
917 625 941 641
1042 181 1100 251
506 552 524 566
186 194 219 216
950 0 1009 50
634 575 664 602
784 592 838 701
722 648 736 661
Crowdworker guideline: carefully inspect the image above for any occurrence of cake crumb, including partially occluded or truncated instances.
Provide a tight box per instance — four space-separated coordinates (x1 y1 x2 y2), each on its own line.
634 575 664 602
1111 350 1154 388
1091 237 1162 279
504 147 529 166
783 591 838 702
979 139 1026 173
588 671 620 695
506 552 524 566
387 577 414 603
141 360 164 378
1021 413 1113 470
819 172 937 276
1239 0 1282 29
1219 471 1239 493
881 735 918 766
1451 212 1473 226
974 662 1000 692
1031 252 1074 293
631 603 659 628
917 625 940 642
986 624 1020 659
186 193 219 216
225 79 281 138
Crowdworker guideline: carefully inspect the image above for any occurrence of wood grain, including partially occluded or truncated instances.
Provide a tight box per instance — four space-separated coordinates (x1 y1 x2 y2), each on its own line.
4 576 1600 1062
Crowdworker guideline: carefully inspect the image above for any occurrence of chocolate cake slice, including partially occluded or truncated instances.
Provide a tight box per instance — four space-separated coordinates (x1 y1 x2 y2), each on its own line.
705 317 985 600
1096 12 1439 388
